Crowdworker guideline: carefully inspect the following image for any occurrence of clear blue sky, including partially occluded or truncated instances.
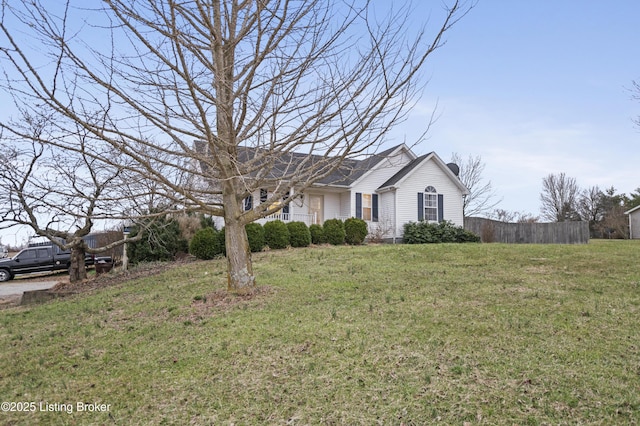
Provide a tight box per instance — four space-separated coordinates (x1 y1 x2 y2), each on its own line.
395 0 640 216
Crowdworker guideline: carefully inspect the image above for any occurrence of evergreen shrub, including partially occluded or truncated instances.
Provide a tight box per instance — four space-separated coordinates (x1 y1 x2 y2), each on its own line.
402 221 480 244
264 220 290 249
245 223 265 253
189 227 221 260
287 221 311 247
309 224 326 245
344 217 368 245
323 219 345 245
128 215 189 264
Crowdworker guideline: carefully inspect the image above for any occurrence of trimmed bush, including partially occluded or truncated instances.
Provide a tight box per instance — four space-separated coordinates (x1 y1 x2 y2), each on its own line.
403 221 480 244
245 223 265 253
189 227 221 260
344 217 368 245
323 219 345 245
309 224 326 245
287 221 311 248
264 220 290 249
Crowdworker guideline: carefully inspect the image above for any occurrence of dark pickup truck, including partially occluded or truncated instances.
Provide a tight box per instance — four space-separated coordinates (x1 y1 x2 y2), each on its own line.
0 245 94 282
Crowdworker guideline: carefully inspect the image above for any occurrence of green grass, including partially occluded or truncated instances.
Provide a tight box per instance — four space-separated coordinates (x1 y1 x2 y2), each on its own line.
1 241 640 424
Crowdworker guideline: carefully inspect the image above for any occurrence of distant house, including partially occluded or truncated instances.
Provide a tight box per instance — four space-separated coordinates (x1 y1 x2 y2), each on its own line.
199 143 469 241
625 205 640 239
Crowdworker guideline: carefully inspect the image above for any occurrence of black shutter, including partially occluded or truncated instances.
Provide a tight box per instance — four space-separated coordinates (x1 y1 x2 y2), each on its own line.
355 193 362 219
417 193 424 221
282 193 290 218
244 195 253 211
437 194 444 222
372 194 378 222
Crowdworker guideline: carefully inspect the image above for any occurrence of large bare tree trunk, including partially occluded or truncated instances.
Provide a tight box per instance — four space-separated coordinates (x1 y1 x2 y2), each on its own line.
223 190 255 294
68 245 87 283
224 219 255 294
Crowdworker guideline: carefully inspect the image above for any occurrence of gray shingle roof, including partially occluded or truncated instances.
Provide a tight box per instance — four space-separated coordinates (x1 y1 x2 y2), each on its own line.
314 144 402 186
194 141 404 187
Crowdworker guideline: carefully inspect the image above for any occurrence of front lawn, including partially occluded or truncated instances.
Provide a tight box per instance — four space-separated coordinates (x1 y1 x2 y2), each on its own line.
1 241 639 424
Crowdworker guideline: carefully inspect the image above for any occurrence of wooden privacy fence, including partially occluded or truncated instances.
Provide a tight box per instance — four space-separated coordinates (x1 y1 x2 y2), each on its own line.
464 217 590 244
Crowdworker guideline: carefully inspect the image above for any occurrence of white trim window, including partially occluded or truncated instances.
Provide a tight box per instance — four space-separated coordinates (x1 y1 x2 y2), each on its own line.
424 186 438 221
418 186 443 222
356 192 378 222
362 194 372 221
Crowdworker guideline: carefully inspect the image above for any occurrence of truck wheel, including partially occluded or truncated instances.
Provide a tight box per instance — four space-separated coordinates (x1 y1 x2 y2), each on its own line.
0 269 12 282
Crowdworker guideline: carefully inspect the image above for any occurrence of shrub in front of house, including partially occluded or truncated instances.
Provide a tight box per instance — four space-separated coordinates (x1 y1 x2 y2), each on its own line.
403 221 480 244
344 217 368 245
309 224 326 245
189 227 221 260
264 220 290 249
245 223 265 252
287 221 311 247
323 219 345 245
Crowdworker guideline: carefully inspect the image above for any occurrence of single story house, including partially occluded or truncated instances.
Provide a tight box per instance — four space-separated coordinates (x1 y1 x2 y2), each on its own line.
203 143 469 241
625 205 640 239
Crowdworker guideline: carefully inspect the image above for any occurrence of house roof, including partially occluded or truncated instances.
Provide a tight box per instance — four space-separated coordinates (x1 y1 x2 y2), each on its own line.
313 143 411 186
377 151 470 195
193 141 468 194
194 141 408 187
625 204 640 215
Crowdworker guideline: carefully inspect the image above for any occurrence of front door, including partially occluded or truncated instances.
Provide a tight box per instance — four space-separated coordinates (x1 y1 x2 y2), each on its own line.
308 195 324 225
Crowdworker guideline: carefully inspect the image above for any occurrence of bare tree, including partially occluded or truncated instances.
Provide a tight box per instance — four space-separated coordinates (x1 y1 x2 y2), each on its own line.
0 111 153 282
0 0 472 293
633 80 640 129
539 173 581 222
578 185 605 237
489 209 539 223
451 152 500 217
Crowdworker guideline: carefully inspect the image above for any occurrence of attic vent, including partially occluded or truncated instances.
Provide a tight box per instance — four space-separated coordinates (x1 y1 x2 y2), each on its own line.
446 162 460 176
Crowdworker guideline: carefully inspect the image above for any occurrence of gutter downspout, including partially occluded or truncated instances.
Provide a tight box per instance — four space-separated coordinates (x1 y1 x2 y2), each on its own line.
393 189 398 244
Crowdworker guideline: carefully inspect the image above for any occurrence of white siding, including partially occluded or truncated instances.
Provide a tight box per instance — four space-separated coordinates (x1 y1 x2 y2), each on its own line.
340 192 351 218
324 192 342 220
375 190 396 239
395 158 465 237
630 210 640 239
349 149 413 219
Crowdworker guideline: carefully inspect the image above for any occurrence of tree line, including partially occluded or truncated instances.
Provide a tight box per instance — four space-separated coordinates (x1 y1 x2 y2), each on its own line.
539 173 639 239
453 154 638 239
